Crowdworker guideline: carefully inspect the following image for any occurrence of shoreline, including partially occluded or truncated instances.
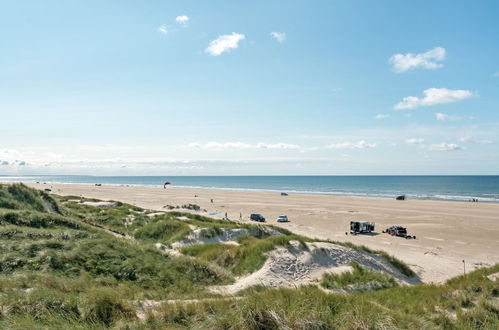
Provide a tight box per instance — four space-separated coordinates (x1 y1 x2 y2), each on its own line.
10 182 499 283
1 179 497 203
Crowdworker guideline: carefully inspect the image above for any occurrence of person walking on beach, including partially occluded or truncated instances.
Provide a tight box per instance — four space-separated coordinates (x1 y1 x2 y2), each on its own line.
239 212 242 220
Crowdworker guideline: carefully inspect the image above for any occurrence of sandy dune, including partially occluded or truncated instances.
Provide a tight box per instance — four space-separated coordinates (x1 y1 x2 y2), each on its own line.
210 240 414 295
25 182 499 283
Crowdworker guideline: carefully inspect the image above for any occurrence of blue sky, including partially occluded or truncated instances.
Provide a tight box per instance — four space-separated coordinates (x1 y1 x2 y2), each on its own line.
1 0 498 175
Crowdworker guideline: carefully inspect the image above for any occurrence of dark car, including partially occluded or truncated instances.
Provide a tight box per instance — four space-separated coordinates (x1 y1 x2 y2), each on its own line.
383 226 416 239
250 213 266 222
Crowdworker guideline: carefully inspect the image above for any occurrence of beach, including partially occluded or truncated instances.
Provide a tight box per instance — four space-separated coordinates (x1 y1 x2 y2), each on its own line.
26 182 499 283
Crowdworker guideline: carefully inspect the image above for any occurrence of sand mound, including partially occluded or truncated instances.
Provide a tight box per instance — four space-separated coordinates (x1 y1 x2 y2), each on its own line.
210 240 412 295
171 226 283 249
81 201 118 208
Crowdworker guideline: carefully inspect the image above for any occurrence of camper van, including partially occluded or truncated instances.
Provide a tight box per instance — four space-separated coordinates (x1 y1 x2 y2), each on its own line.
350 221 375 235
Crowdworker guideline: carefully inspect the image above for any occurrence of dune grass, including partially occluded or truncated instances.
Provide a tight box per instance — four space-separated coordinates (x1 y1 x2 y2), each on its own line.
134 219 192 245
147 264 499 329
181 234 308 276
0 183 47 212
321 261 398 292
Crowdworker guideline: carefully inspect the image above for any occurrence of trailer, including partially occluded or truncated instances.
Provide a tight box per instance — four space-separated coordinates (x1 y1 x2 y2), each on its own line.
350 221 375 235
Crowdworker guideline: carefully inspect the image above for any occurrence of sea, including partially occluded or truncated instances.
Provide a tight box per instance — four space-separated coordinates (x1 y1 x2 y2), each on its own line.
1 175 498 203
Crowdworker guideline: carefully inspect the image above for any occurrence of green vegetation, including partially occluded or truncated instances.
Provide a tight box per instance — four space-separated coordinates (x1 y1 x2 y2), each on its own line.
134 219 191 245
0 183 497 329
181 235 307 275
321 262 398 292
0 184 230 328
0 183 47 212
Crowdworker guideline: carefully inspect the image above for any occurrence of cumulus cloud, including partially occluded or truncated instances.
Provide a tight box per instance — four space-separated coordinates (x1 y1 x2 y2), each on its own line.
459 135 493 144
257 143 300 149
394 88 473 110
175 15 189 25
188 141 300 150
205 33 245 56
157 24 168 35
435 113 461 121
375 114 390 119
405 138 424 145
405 139 462 151
270 31 286 43
389 47 445 73
188 141 378 151
424 143 462 151
324 140 376 149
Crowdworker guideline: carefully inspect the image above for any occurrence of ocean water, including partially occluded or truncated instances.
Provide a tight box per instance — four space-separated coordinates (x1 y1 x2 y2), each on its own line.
1 175 498 203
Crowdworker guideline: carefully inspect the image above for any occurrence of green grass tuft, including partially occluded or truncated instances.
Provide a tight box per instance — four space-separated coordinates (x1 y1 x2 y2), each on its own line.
321 262 398 292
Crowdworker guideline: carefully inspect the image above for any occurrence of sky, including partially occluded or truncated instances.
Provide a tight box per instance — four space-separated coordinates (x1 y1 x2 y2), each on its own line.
1 0 498 175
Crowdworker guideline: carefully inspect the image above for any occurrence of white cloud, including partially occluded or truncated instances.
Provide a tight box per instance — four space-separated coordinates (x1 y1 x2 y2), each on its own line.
459 135 493 144
435 113 461 121
175 15 189 25
394 88 473 110
375 114 390 119
157 24 168 35
188 141 300 150
435 113 450 121
256 143 300 150
325 140 376 149
270 31 286 43
405 138 424 145
424 142 462 151
389 47 445 73
405 139 462 151
188 141 379 151
205 33 245 56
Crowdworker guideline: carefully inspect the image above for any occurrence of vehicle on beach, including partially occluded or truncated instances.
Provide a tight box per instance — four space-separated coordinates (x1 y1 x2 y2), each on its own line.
383 226 416 239
350 221 375 235
277 215 289 222
395 195 406 200
250 213 266 222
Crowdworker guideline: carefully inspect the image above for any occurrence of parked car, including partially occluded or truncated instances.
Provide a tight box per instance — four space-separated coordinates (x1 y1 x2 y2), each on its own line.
383 226 416 239
277 215 289 222
250 213 266 222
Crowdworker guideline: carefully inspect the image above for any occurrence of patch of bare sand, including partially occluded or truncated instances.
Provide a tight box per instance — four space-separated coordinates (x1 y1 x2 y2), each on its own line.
210 240 416 295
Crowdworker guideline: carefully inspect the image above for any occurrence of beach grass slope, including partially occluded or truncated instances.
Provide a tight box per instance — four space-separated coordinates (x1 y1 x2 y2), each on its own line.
0 184 497 329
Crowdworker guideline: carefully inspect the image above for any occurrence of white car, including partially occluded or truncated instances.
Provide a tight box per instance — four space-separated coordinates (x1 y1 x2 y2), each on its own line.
277 215 289 222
